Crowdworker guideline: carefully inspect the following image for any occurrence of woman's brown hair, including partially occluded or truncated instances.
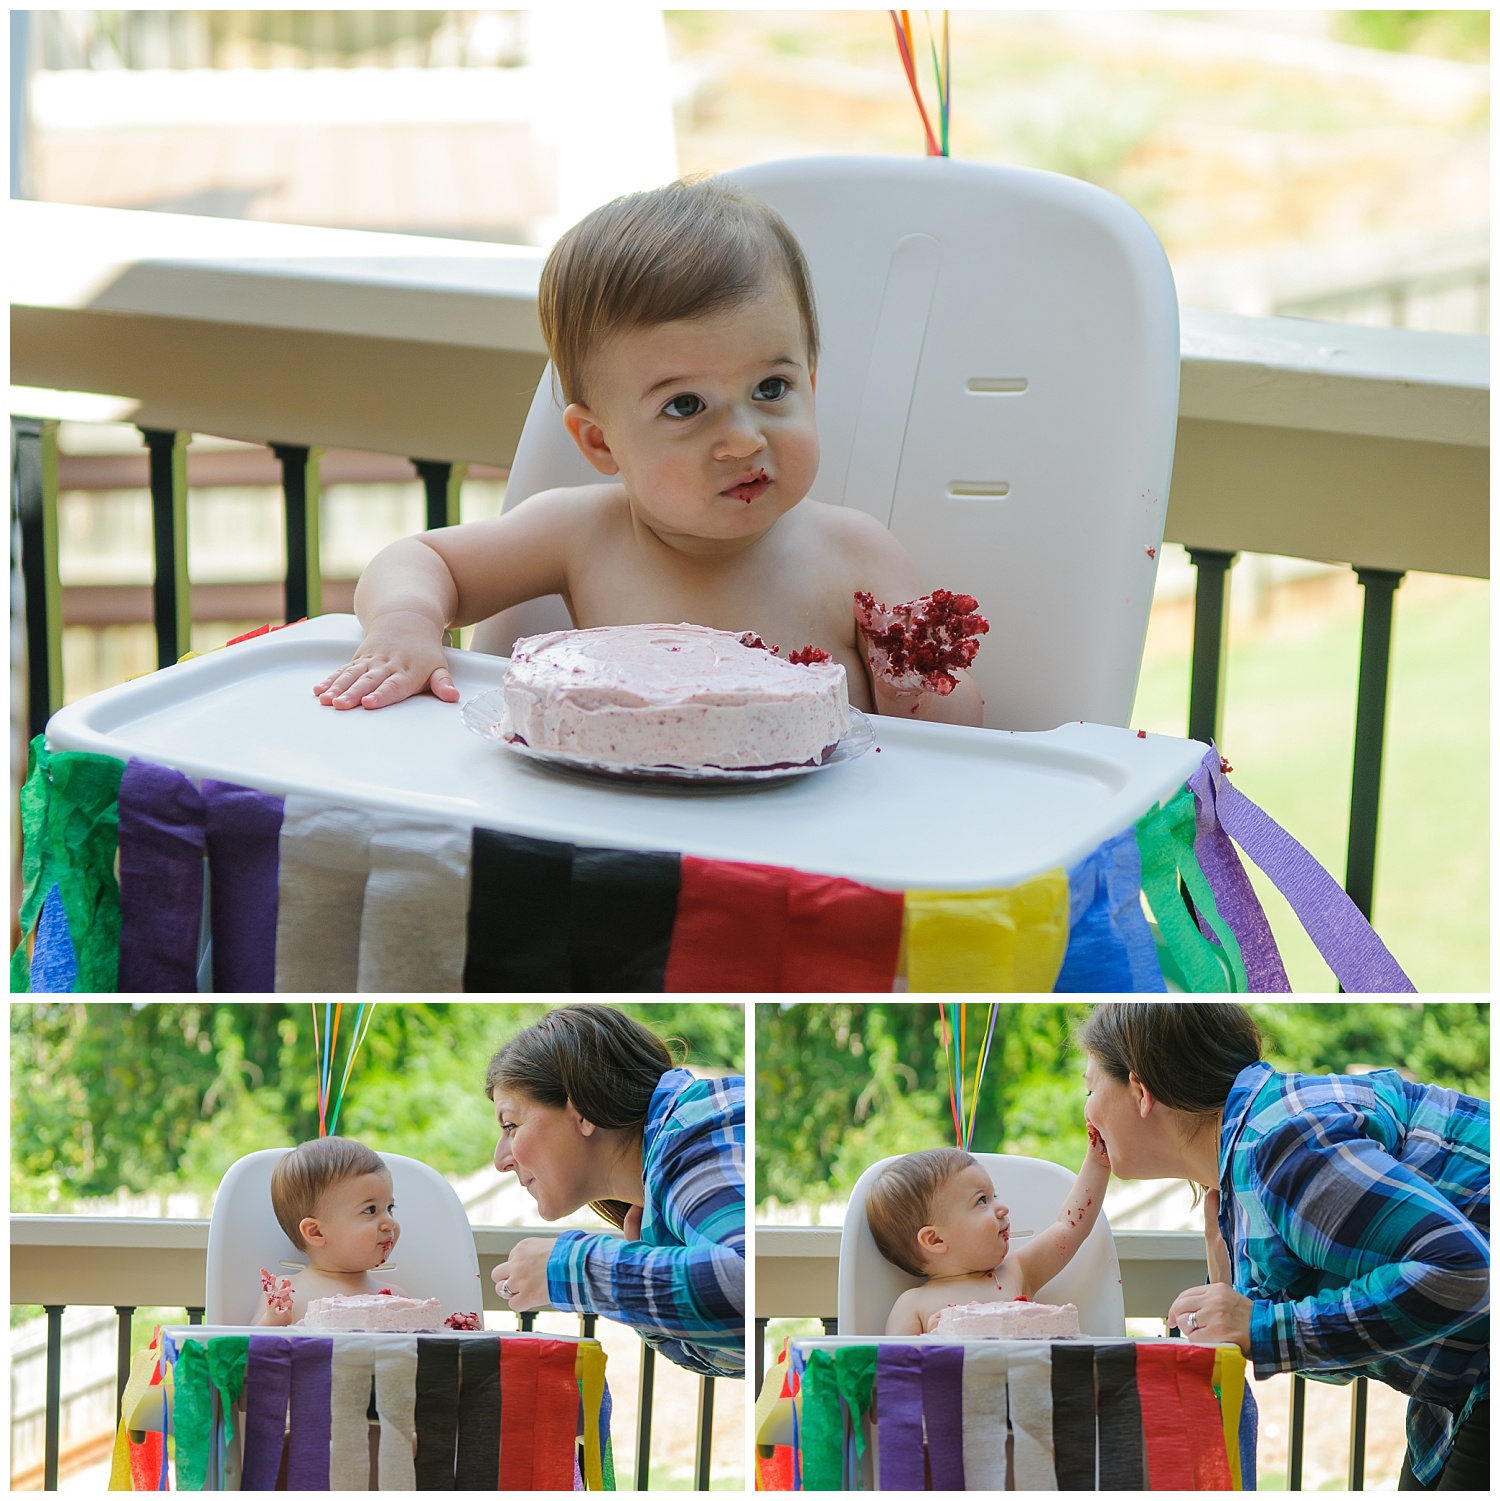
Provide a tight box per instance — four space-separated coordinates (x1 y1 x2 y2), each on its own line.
1078 1002 1263 1114
485 1005 678 1229
538 176 821 407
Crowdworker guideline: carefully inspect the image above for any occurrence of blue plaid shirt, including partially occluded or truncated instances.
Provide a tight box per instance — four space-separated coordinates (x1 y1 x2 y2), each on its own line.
1219 1061 1489 1485
546 1068 745 1378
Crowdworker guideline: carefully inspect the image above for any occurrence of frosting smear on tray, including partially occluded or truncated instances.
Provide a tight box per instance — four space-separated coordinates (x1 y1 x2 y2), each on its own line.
500 623 851 770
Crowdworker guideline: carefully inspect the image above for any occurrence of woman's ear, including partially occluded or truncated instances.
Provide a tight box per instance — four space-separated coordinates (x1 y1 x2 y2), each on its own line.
565 1101 597 1137
562 403 621 477
1128 1071 1155 1117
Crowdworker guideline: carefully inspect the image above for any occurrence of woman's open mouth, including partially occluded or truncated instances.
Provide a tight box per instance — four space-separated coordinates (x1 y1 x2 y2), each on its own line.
722 470 770 504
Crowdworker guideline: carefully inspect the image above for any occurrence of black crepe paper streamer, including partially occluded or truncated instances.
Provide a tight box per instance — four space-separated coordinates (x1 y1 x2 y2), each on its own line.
1051 1341 1098 1489
453 1335 501 1489
570 846 681 990
414 1337 460 1489
465 830 573 991
1095 1342 1145 1490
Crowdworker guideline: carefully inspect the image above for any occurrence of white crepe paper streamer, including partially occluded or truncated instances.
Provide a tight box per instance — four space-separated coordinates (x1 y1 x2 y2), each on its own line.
1006 1344 1057 1490
373 1338 419 1492
274 798 373 991
961 1344 1010 1490
355 817 471 993
330 1338 377 1491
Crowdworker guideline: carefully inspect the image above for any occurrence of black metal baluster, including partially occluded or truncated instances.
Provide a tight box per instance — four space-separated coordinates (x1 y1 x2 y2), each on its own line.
519 1310 536 1332
116 1305 136 1408
1288 1373 1306 1489
1186 547 1237 747
635 1341 656 1490
819 1317 838 1336
755 1317 769 1395
140 428 190 668
694 1377 715 1491
272 443 323 621
1348 1376 1368 1490
413 458 466 531
1346 569 1405 924
14 416 64 740
187 1306 205 1324
44 1304 65 1491
580 1313 597 1339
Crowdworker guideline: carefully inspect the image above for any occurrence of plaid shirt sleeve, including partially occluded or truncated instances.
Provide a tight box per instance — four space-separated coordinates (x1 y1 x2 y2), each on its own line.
1239 1101 1490 1378
545 1072 745 1378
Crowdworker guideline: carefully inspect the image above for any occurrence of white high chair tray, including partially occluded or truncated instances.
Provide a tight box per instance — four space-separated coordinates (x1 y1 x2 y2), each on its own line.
46 614 1208 892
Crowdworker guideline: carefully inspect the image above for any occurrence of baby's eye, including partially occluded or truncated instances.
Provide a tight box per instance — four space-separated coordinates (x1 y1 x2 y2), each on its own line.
662 393 705 419
754 377 789 401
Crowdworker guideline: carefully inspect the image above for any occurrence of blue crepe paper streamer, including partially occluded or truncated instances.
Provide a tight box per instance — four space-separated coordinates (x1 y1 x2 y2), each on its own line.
1054 828 1166 992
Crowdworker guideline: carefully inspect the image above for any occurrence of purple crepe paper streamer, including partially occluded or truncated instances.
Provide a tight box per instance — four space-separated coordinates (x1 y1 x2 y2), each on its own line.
118 759 206 992
288 1337 333 1489
1187 754 1290 992
921 1345 966 1490
242 1336 291 1489
874 1345 925 1491
1189 750 1415 993
203 780 284 992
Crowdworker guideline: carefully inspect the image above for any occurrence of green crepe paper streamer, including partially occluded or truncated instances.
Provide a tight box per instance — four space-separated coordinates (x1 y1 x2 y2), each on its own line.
800 1348 844 1491
1136 788 1246 994
208 1338 248 1460
602 1433 615 1491
174 1339 214 1491
834 1346 878 1462
48 748 125 992
12 736 54 991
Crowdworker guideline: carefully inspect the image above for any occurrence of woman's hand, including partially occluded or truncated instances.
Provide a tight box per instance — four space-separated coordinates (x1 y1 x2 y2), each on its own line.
491 1237 554 1311
1203 1188 1234 1285
622 1205 643 1241
1168 1281 1252 1355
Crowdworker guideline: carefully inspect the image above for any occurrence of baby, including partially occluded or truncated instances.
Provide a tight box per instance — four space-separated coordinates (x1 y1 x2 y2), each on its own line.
314 176 986 723
252 1136 408 1327
870 1130 1111 1337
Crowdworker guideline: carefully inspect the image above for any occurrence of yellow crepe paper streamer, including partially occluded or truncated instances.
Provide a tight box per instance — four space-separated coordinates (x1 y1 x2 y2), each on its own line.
905 870 1070 991
576 1340 606 1491
1212 1346 1247 1491
108 1340 164 1489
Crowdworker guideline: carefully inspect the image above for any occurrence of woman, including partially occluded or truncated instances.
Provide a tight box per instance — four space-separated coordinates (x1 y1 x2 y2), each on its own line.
486 1004 745 1379
1080 1002 1488 1491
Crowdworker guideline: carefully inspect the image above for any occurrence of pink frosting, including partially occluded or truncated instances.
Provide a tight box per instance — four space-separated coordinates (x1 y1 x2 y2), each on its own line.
302 1294 443 1332
501 623 850 770
926 1299 1080 1338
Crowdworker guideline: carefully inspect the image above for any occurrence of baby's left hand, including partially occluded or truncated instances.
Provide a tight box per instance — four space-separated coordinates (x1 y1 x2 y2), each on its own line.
854 589 989 697
260 1268 294 1316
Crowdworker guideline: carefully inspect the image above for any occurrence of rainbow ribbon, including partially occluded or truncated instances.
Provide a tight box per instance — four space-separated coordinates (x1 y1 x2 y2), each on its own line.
939 1003 999 1151
890 10 951 157
312 1001 377 1138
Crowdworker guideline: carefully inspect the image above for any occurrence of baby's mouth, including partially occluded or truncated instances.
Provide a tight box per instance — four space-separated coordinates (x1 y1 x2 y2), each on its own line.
722 469 770 504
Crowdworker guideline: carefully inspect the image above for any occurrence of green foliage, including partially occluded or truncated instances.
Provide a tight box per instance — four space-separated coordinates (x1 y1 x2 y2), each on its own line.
11 1003 743 1209
755 1002 1489 1209
1336 11 1489 62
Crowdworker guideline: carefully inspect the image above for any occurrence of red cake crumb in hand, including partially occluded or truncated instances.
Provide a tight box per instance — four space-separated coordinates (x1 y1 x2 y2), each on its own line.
853 589 990 696
787 645 832 665
445 1311 482 1331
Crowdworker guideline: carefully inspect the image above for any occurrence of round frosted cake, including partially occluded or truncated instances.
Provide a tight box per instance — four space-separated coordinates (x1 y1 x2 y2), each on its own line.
927 1299 1081 1339
303 1294 443 1332
500 623 851 771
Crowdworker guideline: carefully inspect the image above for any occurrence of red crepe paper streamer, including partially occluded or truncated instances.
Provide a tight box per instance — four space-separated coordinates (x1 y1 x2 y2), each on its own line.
1176 1344 1232 1491
499 1340 539 1488
1135 1343 1196 1490
532 1341 582 1490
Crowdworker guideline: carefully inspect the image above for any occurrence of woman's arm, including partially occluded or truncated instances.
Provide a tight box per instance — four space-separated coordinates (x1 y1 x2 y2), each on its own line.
1011 1132 1112 1298
544 1077 745 1367
1208 1109 1489 1376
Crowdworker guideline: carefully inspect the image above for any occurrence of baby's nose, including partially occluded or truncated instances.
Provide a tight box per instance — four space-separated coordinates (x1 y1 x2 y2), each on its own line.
716 409 768 457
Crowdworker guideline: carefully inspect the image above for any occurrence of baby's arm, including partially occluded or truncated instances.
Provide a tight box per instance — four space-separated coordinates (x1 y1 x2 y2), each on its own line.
1009 1130 1111 1300
885 1286 928 1336
314 486 587 710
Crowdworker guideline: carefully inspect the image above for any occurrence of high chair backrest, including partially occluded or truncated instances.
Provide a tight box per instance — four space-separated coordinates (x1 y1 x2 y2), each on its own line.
839 1151 1126 1336
205 1147 484 1325
470 154 1178 731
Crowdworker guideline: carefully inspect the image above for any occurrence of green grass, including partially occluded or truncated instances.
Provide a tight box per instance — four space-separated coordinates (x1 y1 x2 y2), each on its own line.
1131 575 1488 992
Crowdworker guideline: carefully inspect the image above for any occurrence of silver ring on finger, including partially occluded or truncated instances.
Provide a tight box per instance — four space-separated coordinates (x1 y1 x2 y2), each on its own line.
499 1279 512 1299
1185 1310 1198 1332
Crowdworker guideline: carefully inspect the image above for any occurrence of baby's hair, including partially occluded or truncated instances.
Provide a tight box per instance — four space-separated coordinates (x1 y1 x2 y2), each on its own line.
538 176 821 407
865 1147 977 1277
270 1137 388 1252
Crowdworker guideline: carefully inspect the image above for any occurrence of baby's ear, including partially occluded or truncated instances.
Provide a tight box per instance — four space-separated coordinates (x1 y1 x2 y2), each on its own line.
915 1223 945 1260
299 1217 324 1247
562 403 620 477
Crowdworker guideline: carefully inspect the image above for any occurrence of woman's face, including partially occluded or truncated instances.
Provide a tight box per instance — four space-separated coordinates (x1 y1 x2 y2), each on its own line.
492 1090 597 1221
1084 1053 1147 1179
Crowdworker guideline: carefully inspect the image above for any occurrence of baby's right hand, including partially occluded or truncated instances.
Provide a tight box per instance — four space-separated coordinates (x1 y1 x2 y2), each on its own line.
314 619 460 710
260 1268 294 1319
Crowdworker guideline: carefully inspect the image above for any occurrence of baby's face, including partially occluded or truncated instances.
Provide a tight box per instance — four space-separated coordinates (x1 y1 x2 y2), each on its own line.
925 1163 1012 1275
303 1170 399 1273
565 281 820 549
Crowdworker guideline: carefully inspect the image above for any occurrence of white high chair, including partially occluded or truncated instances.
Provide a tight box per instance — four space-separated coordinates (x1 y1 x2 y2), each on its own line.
471 155 1179 733
839 1151 1126 1336
204 1147 484 1324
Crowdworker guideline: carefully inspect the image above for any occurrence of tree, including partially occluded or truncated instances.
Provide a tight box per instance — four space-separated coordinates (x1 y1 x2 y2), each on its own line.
11 1002 744 1210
